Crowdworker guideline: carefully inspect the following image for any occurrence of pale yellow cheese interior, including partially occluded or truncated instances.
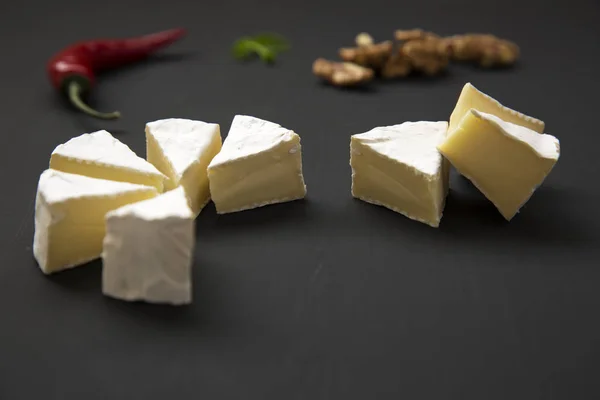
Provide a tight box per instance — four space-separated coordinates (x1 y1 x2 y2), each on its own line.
448 83 545 134
35 187 158 274
351 139 448 227
438 109 559 221
146 130 222 215
50 156 165 192
208 136 306 214
146 132 178 190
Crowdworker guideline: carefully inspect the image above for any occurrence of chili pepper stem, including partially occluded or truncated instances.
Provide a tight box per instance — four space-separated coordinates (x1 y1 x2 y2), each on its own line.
67 81 121 120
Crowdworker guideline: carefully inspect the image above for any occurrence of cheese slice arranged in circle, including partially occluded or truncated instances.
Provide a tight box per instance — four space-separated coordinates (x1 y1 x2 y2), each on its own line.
438 109 560 221
102 186 195 305
145 118 222 216
207 115 307 214
33 169 158 274
448 83 545 135
350 121 449 227
50 130 166 192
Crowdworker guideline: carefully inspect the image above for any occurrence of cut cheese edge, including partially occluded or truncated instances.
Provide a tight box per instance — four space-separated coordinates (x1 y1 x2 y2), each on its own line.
50 130 166 192
350 121 449 227
102 187 194 305
207 115 307 213
438 109 559 220
33 169 158 274
145 118 222 215
448 83 545 135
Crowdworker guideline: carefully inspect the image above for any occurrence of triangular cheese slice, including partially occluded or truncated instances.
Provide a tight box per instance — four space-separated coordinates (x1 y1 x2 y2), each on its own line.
102 187 195 305
438 109 559 221
448 83 544 135
145 118 222 215
207 115 307 214
50 130 166 192
350 121 449 227
33 169 158 274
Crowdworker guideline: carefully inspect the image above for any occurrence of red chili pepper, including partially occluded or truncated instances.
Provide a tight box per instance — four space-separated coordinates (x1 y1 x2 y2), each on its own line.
47 28 187 120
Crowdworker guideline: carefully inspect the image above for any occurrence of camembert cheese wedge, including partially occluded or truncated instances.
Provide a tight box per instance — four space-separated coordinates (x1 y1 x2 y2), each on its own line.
207 115 307 214
438 109 560 220
145 118 222 215
33 169 158 274
449 83 544 135
102 186 195 305
50 130 166 192
351 121 449 228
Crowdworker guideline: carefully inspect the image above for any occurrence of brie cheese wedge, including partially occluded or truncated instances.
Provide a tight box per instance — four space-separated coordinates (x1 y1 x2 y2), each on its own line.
438 109 560 220
102 186 195 305
207 115 307 213
50 130 167 192
33 169 158 274
145 118 222 215
351 121 449 227
449 83 544 135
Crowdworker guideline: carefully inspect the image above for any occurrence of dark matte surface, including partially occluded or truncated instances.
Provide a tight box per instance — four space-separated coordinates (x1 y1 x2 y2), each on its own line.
1 0 599 398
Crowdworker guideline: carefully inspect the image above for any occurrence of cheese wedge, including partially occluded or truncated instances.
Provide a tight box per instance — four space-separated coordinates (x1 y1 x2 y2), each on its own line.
33 169 158 274
438 109 560 220
102 186 195 305
145 118 222 215
351 121 449 227
448 83 544 135
207 115 307 214
50 130 166 192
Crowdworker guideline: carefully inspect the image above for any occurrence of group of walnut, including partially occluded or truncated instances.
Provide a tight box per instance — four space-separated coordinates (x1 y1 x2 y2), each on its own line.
313 29 520 86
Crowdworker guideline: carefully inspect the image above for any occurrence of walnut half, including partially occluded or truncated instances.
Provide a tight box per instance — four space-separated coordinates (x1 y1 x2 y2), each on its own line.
338 40 394 70
382 28 451 78
443 34 520 67
312 58 375 86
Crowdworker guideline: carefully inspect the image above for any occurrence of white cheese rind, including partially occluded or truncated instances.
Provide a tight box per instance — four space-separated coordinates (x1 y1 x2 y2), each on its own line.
352 121 449 177
208 115 295 167
108 185 193 220
102 187 195 305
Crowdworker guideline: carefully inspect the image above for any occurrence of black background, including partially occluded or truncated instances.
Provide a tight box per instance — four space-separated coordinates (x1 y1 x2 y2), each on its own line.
1 0 599 399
